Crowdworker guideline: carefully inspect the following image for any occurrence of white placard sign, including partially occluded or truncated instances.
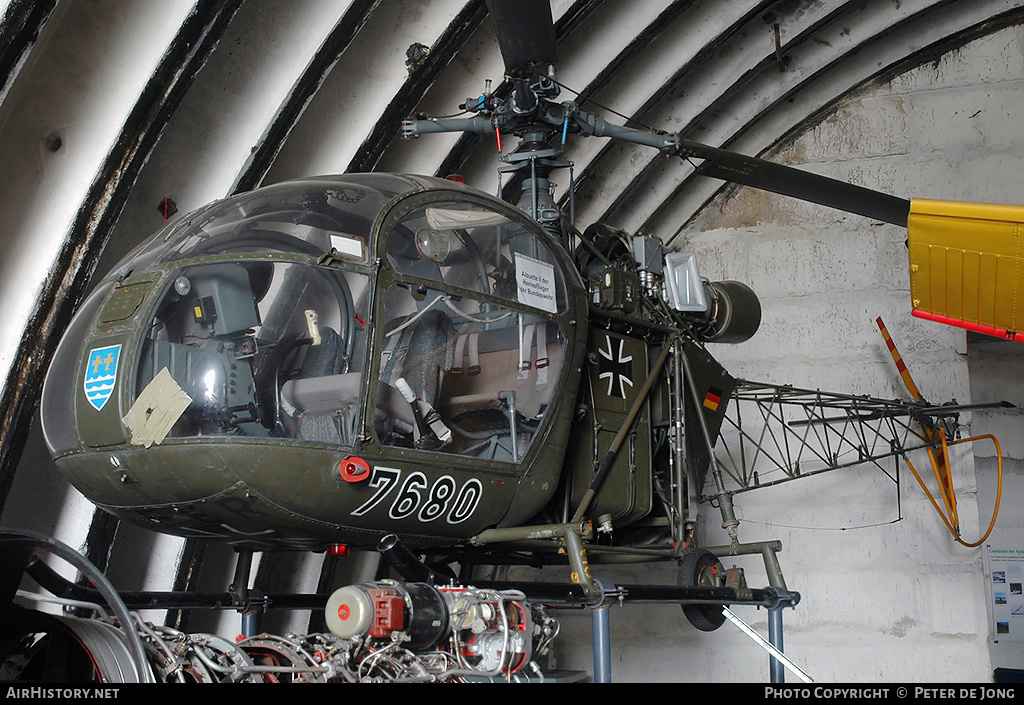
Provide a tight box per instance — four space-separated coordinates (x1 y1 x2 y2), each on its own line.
987 546 1024 642
328 232 365 260
515 253 557 313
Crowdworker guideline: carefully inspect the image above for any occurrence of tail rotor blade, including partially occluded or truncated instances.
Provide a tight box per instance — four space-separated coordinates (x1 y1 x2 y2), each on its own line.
875 317 923 401
876 316 960 531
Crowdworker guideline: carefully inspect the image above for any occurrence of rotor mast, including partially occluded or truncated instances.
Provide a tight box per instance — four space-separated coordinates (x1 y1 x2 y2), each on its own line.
401 67 678 239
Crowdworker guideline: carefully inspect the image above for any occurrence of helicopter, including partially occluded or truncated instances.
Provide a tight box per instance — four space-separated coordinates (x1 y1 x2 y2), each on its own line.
3 0 1017 683
35 0 772 586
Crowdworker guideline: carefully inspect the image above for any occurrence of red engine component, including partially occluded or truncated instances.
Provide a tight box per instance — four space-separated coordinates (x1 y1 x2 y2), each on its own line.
325 581 448 651
366 588 405 638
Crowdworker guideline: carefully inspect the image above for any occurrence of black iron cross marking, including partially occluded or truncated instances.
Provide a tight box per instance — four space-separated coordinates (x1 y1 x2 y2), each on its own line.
598 335 633 399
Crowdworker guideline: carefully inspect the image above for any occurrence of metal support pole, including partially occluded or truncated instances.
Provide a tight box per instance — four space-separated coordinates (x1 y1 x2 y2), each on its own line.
592 604 611 683
723 601 812 683
768 607 785 683
230 548 253 607
241 610 259 638
231 548 256 638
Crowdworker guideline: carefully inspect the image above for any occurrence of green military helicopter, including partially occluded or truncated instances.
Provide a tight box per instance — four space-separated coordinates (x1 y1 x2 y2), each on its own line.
25 2 1013 670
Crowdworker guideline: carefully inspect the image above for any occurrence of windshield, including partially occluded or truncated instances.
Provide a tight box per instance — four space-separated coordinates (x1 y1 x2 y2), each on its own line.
105 175 418 280
386 200 567 314
378 196 570 463
132 260 371 447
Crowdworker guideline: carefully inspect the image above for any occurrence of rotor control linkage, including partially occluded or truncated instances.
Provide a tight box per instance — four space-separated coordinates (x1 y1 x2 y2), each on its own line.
401 99 676 153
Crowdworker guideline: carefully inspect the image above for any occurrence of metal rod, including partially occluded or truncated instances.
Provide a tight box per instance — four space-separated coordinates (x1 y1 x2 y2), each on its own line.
680 350 739 542
769 607 785 683
471 521 589 545
471 579 796 609
564 527 598 597
671 341 691 534
592 605 611 683
530 154 538 222
568 163 576 229
722 607 812 683
230 548 253 608
762 543 789 592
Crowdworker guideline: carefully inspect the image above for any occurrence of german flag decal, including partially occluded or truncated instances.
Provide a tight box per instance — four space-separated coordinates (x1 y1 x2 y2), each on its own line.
703 386 723 412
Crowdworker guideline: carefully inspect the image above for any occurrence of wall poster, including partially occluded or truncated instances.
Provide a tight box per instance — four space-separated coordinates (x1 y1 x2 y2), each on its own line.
986 546 1024 642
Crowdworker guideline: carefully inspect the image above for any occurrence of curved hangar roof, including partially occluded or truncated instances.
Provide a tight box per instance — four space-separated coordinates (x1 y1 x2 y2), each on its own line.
0 0 1021 603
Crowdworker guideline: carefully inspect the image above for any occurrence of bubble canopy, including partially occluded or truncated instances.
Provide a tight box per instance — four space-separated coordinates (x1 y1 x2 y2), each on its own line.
105 174 411 277
42 174 582 470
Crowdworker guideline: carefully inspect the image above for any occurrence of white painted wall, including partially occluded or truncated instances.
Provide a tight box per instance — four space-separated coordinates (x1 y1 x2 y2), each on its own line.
537 24 1024 684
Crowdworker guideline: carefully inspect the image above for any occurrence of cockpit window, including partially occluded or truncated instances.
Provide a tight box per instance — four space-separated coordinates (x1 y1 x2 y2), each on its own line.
376 281 565 463
386 200 568 314
108 178 407 277
133 261 371 446
159 183 383 263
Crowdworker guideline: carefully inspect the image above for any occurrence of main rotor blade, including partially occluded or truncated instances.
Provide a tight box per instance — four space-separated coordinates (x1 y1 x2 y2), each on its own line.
675 137 911 227
486 0 557 76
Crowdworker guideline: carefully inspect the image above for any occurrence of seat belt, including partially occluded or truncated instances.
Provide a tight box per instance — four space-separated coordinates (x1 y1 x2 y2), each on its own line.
452 332 480 375
518 323 549 391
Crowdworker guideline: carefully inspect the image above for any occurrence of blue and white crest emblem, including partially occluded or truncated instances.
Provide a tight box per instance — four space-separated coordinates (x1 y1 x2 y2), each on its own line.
84 344 122 411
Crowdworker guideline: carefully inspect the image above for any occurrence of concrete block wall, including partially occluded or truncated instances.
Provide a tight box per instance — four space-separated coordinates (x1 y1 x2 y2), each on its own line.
971 338 1024 672
542 24 1024 683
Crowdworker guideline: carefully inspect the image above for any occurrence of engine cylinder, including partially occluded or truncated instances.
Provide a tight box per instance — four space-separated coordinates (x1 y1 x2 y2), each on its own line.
701 280 761 344
324 581 448 651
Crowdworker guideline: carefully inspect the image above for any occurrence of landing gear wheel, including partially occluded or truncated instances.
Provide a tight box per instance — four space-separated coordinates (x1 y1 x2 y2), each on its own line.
678 548 727 632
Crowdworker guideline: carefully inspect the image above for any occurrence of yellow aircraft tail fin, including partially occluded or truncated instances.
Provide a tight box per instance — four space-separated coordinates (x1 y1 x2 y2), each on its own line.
908 198 1024 342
